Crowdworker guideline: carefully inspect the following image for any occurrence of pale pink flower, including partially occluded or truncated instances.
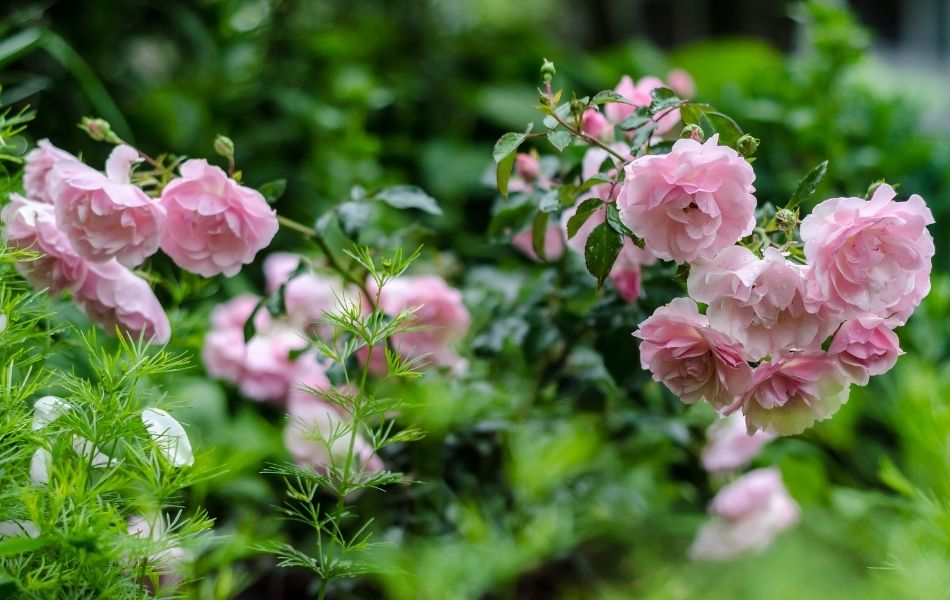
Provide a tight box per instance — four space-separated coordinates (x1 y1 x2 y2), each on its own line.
581 109 612 140
1 194 87 294
507 153 550 194
262 252 348 334
829 316 902 386
666 68 696 98
737 353 851 435
618 135 756 263
609 241 655 302
511 225 565 262
801 184 934 325
634 297 751 411
701 412 776 473
74 260 171 344
367 274 470 373
604 75 681 135
690 468 799 561
23 139 80 203
50 145 165 267
239 328 306 402
691 247 837 361
285 352 332 408
159 159 278 277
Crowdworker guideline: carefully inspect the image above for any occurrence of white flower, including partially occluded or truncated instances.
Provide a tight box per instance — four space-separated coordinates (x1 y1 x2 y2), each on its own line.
0 313 7 335
31 396 71 430
71 436 117 468
29 448 51 484
141 408 194 467
0 520 40 539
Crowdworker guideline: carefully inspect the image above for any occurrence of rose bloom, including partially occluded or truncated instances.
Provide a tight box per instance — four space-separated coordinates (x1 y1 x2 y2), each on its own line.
263 252 350 335
23 139 80 204
159 159 278 277
801 183 934 325
829 316 902 386
690 247 837 361
74 260 171 344
365 274 470 374
1 194 88 294
701 412 776 473
690 468 799 561
604 75 681 135
609 240 655 303
50 145 166 267
618 135 756 263
666 68 696 98
511 225 566 263
634 297 751 411
737 353 851 436
581 109 612 140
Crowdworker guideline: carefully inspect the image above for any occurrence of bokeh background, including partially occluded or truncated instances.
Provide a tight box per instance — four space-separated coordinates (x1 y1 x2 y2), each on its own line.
2 1 950 598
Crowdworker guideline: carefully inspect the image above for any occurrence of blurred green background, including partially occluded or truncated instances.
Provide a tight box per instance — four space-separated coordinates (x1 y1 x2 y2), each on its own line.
2 0 950 598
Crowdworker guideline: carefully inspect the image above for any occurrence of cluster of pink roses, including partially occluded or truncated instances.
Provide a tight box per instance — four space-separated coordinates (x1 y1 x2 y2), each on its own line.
628 138 933 435
1 140 279 343
203 252 470 472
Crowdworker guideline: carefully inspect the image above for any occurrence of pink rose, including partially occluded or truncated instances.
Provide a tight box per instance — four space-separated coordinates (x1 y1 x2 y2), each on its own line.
604 75 681 135
581 109 612 140
701 412 776 473
690 468 799 561
263 252 349 334
159 159 278 277
23 139 80 203
1 194 88 294
74 260 171 344
737 353 851 435
367 274 470 373
285 352 332 408
634 297 752 411
618 135 756 263
828 316 902 386
666 68 696 98
801 184 934 325
691 247 837 361
609 240 655 302
511 225 566 262
240 328 307 402
49 145 166 267
514 153 541 182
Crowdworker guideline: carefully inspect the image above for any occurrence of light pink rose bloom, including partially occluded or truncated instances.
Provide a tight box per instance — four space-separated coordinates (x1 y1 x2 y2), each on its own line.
701 412 776 473
23 139 80 203
511 225 566 262
49 145 166 267
366 274 470 373
690 468 799 561
634 298 751 411
604 75 680 135
285 351 332 408
618 135 756 263
737 353 851 435
691 247 837 361
581 109 612 140
263 252 350 334
560 144 631 254
666 68 696 98
514 153 541 182
829 316 902 386
284 387 383 480
609 240 655 302
202 294 273 384
239 328 306 402
801 184 934 325
74 260 171 344
1 194 88 294
159 159 278 277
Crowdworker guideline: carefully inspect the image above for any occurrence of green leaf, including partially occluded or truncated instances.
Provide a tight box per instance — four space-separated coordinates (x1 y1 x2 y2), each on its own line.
532 211 550 261
787 160 829 209
619 107 652 131
547 129 571 152
264 288 285 317
605 203 634 238
496 151 517 199
492 122 535 163
258 179 287 204
590 90 632 106
337 201 372 238
566 198 603 239
679 102 709 126
698 111 743 148
0 536 51 557
244 301 264 342
584 222 623 287
314 211 335 236
649 87 681 113
538 190 560 213
374 185 442 215
629 122 657 149
0 28 42 67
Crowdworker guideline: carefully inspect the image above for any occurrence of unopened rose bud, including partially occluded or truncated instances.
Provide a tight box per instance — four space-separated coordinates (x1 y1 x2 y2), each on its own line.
775 208 798 228
736 134 759 157
540 58 556 82
214 135 235 159
514 153 540 182
582 109 612 140
80 117 120 144
681 124 703 142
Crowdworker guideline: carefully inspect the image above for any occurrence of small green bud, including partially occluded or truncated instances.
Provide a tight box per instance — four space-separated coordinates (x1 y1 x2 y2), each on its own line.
866 179 887 199
540 58 556 82
79 117 120 144
736 134 759 157
681 123 703 142
214 134 235 159
775 208 798 228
